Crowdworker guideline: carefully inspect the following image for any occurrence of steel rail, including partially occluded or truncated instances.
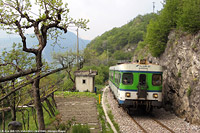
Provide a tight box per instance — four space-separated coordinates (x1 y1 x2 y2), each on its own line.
151 117 175 133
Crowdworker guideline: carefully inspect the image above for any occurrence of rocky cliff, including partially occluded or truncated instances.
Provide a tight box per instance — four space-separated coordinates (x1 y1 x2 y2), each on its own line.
147 30 200 124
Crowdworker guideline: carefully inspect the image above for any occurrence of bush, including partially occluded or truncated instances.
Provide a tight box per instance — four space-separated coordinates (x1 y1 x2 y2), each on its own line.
72 124 90 133
177 0 200 33
146 19 169 57
145 0 181 57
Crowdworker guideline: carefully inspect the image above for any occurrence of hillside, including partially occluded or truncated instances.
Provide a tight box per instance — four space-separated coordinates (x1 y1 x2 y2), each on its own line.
84 14 154 60
84 13 156 65
0 31 90 62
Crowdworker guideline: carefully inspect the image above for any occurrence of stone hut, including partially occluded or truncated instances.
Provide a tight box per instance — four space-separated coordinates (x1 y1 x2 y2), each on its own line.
74 70 98 92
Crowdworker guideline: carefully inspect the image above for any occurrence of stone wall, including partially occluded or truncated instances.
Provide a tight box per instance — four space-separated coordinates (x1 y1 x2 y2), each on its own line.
147 30 200 124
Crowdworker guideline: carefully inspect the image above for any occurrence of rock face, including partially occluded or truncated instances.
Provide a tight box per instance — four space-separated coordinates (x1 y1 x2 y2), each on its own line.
147 30 200 124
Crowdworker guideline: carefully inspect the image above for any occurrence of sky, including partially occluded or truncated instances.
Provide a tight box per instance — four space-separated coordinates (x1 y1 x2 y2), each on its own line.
67 0 164 40
0 0 164 41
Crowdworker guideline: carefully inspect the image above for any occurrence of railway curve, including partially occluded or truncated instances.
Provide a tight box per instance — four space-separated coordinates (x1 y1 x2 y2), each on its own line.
102 86 200 133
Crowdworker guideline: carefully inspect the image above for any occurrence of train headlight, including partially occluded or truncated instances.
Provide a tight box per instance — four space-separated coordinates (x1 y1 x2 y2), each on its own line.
153 93 158 98
126 92 131 97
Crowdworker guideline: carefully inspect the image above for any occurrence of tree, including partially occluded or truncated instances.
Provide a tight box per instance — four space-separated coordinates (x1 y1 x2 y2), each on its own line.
177 0 200 33
0 43 35 121
0 0 88 130
52 50 85 90
145 0 182 57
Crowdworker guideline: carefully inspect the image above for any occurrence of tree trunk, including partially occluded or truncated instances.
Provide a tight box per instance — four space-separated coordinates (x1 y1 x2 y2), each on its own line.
11 80 16 121
33 52 45 130
33 76 45 130
2 111 5 132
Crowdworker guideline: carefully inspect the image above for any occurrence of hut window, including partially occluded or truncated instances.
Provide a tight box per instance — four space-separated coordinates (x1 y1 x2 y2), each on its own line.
83 79 86 84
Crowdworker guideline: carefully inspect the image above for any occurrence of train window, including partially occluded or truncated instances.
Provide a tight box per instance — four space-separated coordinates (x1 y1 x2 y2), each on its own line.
115 73 118 84
139 74 146 85
152 74 162 86
122 73 133 85
110 71 114 81
115 73 121 85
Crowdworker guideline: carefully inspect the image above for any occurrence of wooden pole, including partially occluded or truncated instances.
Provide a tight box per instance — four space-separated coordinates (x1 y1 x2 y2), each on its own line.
76 28 79 69
99 94 101 104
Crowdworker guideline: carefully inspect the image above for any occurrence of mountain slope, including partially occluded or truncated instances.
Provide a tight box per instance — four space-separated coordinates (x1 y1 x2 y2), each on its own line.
0 31 90 62
84 13 156 65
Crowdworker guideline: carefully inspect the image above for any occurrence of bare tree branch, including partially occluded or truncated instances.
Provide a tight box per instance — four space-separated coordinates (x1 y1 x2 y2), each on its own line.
0 68 38 82
0 65 68 102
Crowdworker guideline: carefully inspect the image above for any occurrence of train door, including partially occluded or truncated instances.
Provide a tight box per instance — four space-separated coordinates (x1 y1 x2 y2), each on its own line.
137 74 148 99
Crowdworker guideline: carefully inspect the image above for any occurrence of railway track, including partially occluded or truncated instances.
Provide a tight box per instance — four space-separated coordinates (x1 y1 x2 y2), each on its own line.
103 86 200 133
124 108 175 133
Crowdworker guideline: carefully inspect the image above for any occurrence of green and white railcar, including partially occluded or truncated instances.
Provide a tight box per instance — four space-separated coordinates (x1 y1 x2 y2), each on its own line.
109 60 163 110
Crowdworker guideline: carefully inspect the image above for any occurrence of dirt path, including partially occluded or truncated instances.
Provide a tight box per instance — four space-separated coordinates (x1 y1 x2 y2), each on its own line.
55 96 100 132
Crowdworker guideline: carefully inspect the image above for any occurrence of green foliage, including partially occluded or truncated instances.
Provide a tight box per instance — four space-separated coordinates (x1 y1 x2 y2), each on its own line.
177 70 181 78
2 103 58 130
72 124 90 133
177 0 200 33
81 65 109 85
0 43 35 76
107 110 120 132
145 0 181 57
113 50 132 60
187 87 192 97
145 0 200 57
85 14 155 63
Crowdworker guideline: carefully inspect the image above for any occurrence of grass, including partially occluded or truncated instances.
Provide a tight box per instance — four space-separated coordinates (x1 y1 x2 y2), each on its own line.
107 110 120 132
1 103 58 130
187 87 192 97
72 124 90 133
177 70 181 78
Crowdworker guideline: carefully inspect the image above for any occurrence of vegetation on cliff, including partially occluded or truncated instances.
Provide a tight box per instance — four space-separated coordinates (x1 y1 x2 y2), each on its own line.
146 0 200 57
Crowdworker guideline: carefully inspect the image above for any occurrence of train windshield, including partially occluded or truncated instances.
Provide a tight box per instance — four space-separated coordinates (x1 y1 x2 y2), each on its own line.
122 73 133 85
152 74 162 86
139 74 146 85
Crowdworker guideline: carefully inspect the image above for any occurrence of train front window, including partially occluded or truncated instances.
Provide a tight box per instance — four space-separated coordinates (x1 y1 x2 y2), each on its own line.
152 74 162 86
122 73 133 85
139 74 146 85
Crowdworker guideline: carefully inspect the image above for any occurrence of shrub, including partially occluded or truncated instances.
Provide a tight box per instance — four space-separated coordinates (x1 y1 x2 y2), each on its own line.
72 124 90 133
177 0 200 33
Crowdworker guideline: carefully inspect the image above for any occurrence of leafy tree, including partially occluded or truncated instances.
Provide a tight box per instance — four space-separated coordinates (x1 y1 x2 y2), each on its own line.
177 0 200 33
52 50 85 91
0 0 88 130
145 0 182 57
0 43 35 121
113 50 132 60
81 65 109 85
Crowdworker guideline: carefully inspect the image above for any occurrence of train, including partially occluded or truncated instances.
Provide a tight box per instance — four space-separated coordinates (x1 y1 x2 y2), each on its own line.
109 59 163 112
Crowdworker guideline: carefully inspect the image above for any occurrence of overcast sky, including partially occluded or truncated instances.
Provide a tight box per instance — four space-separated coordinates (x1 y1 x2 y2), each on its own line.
67 0 164 40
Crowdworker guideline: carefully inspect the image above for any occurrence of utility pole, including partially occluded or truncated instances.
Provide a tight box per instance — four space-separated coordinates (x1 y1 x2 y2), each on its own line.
153 2 155 13
107 49 109 64
76 28 79 69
